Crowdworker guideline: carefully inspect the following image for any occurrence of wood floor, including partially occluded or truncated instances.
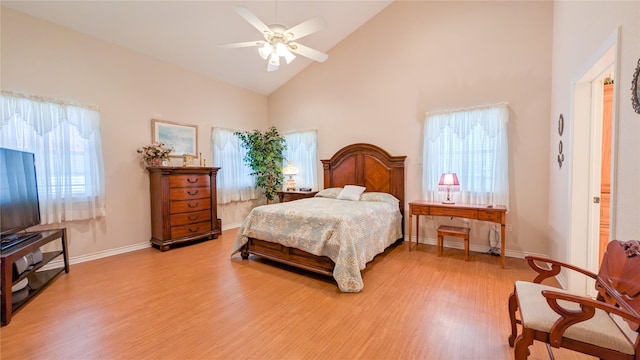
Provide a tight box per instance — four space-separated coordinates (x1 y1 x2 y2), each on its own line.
1 229 595 360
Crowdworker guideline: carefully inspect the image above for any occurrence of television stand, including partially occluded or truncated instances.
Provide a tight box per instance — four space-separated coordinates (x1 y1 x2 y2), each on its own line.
1 233 42 251
1 228 69 326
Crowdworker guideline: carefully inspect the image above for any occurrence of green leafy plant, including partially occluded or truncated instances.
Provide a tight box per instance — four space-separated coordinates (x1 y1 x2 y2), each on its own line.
235 127 287 203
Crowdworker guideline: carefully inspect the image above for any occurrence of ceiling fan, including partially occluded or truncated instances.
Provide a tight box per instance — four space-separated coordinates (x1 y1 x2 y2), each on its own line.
221 7 329 72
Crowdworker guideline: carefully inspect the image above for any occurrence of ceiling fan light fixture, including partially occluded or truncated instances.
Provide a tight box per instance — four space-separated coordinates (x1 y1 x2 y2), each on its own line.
258 43 272 60
283 49 296 64
267 61 279 72
227 7 329 72
267 52 280 72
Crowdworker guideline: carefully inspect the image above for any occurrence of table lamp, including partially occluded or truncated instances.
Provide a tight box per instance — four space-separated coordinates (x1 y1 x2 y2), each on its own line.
438 172 460 204
282 161 299 191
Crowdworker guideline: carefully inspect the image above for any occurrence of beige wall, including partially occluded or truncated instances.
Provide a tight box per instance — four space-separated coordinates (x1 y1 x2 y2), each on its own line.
1 8 267 259
6 1 635 264
548 2 640 272
270 1 554 256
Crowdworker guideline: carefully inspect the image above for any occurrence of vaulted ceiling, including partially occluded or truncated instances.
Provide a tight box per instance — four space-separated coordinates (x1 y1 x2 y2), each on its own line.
2 1 392 95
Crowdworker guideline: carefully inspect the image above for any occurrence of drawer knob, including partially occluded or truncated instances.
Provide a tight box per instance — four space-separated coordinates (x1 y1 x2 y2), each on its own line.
187 190 200 195
187 178 199 183
188 202 199 208
188 227 199 233
188 215 199 221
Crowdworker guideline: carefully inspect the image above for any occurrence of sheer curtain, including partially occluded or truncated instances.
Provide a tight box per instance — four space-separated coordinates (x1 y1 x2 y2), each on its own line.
212 127 257 204
283 130 318 190
422 104 509 209
0 92 106 223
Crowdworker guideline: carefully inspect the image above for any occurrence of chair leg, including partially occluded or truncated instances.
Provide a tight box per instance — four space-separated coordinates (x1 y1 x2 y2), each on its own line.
464 236 469 261
508 289 519 347
437 234 443 256
514 328 534 360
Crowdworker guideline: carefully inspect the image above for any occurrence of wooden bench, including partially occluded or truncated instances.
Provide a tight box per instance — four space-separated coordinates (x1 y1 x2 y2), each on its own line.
437 225 471 261
508 240 640 359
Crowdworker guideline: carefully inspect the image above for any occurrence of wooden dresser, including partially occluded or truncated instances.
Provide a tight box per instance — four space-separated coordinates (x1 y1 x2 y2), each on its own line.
147 166 221 251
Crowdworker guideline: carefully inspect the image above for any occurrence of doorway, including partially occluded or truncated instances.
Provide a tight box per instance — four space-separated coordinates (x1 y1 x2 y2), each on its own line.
567 31 618 295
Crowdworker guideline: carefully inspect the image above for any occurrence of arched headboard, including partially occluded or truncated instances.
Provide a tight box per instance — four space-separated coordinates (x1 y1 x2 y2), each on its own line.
321 143 406 218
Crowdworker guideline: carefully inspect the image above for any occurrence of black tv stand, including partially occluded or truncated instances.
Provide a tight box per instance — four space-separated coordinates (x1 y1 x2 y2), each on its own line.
1 228 69 326
1 233 43 251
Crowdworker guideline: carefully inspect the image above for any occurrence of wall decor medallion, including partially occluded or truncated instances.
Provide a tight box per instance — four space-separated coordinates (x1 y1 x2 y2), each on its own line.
632 57 640 114
557 140 564 169
558 113 564 135
152 119 198 158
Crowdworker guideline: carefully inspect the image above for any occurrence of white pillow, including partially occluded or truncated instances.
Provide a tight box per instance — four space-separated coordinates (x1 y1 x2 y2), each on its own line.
360 192 400 205
336 185 366 201
315 187 343 199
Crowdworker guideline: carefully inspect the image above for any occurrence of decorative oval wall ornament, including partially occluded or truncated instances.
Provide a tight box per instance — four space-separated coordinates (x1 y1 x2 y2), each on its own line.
558 113 564 135
632 58 640 114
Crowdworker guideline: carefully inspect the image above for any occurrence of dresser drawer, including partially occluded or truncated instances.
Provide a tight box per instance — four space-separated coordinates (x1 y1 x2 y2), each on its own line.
170 210 212 226
171 221 212 238
169 175 209 188
170 198 211 214
429 207 477 218
169 187 210 200
477 210 503 223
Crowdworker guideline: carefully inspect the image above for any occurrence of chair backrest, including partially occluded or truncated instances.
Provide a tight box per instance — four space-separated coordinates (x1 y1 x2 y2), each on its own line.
596 240 640 330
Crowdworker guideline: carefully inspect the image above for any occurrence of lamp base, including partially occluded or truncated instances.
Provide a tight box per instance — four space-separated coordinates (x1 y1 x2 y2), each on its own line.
442 201 455 204
285 178 296 192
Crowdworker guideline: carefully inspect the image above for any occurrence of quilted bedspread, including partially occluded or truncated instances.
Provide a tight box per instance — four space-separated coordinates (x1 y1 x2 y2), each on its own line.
231 196 402 292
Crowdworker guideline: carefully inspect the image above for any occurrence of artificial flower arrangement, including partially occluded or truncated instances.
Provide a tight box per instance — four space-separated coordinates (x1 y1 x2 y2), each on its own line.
137 142 173 164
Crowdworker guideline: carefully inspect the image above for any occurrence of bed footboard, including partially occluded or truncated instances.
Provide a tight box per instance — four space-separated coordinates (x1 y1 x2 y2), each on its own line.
241 238 335 276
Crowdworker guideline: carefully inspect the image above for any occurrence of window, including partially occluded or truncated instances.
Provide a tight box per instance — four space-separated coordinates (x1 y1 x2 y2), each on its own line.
212 127 257 204
283 130 318 190
422 104 509 208
0 93 106 223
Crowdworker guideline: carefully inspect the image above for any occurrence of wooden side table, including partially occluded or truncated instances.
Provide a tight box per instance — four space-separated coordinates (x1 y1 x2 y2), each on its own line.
408 200 507 268
277 190 318 203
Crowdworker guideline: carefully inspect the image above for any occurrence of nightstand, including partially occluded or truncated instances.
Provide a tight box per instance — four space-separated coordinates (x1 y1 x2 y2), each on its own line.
277 190 318 203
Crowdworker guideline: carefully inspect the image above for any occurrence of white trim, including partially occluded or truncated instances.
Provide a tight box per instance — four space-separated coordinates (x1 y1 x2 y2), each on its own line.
405 236 548 260
425 102 509 116
41 224 239 270
41 242 151 270
567 28 619 294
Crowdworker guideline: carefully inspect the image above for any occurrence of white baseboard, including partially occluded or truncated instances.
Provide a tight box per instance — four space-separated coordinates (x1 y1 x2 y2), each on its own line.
42 224 240 270
405 236 549 259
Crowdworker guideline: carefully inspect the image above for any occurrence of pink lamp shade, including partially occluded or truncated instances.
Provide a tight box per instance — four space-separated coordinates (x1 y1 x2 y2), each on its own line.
438 173 460 204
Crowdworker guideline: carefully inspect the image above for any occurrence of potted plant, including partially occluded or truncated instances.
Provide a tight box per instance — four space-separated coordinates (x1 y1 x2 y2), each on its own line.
235 127 287 203
137 142 173 166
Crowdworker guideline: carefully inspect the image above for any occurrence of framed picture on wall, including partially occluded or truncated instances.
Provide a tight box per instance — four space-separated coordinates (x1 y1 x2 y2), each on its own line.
152 119 198 157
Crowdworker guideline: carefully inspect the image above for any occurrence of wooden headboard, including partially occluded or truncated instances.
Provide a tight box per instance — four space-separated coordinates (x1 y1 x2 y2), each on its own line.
321 143 406 218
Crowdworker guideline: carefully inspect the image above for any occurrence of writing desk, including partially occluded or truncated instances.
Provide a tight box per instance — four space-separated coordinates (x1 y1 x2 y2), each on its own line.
408 200 508 268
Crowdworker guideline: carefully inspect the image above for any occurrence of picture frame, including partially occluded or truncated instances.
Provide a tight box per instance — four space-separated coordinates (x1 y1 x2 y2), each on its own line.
152 119 198 158
632 57 640 115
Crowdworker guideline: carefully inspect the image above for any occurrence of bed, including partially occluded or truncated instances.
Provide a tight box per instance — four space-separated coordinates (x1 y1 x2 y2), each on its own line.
231 143 406 292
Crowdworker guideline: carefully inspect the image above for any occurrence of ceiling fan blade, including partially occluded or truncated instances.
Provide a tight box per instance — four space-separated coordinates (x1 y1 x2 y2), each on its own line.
235 7 272 37
220 41 263 48
285 17 327 41
289 43 328 63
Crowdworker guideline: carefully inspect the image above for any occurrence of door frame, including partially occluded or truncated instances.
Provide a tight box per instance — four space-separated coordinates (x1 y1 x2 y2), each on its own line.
567 29 619 294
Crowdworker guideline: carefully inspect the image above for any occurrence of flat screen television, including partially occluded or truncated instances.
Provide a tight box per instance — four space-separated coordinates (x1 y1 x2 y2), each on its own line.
0 148 41 240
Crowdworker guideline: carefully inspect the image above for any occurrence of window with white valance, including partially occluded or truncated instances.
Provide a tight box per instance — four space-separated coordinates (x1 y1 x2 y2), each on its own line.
422 104 509 209
0 92 106 224
212 127 257 204
283 130 318 191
